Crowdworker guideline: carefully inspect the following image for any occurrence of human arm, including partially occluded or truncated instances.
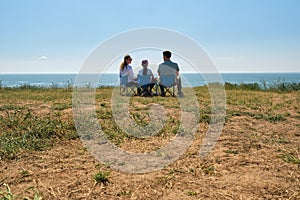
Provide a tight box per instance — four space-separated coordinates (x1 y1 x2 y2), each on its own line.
151 72 155 82
175 63 180 77
147 68 155 81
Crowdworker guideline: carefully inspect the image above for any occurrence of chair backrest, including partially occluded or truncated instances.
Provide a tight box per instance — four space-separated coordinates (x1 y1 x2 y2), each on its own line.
160 75 176 88
137 74 151 86
158 64 177 76
120 75 128 86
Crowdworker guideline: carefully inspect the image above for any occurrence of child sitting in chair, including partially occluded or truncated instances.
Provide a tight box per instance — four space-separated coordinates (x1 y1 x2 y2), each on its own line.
138 60 157 96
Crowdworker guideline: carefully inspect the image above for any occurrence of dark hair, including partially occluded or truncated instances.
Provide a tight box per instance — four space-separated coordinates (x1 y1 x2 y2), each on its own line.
120 55 131 71
163 50 172 59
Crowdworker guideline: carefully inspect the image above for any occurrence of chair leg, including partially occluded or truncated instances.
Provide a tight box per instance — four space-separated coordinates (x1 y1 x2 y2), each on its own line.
120 86 125 96
120 85 136 96
172 86 175 96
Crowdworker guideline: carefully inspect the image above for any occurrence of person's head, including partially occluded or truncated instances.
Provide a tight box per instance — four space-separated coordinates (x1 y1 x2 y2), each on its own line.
124 55 132 65
163 50 172 61
141 60 148 75
120 55 132 70
141 59 148 68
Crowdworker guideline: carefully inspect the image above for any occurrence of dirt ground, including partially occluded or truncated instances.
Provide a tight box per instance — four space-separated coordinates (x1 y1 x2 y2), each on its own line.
0 89 299 199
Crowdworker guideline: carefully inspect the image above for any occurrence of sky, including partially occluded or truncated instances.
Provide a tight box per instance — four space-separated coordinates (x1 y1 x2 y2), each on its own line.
0 0 300 73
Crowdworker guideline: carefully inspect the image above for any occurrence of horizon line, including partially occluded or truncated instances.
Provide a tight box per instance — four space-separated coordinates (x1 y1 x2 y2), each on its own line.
1 71 300 75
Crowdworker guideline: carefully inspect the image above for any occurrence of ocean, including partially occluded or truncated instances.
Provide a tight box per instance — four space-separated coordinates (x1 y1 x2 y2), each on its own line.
0 73 299 88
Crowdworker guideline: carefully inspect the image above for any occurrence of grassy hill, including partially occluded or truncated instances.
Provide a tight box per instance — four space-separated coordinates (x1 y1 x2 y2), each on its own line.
0 86 299 199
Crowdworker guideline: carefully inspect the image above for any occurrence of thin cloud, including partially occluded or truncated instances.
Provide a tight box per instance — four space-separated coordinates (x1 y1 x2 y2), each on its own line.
39 56 48 61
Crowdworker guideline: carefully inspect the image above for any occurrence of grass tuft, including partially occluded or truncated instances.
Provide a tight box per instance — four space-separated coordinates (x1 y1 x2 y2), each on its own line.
0 183 14 200
224 149 239 154
93 171 110 184
186 190 198 196
279 154 300 164
116 190 132 197
201 165 215 175
0 183 42 200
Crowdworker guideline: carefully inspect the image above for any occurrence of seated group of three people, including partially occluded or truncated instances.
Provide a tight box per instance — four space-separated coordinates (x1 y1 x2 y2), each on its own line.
119 50 184 97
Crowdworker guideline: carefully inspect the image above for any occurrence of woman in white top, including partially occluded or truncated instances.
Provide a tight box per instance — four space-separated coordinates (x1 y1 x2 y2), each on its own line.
119 55 137 85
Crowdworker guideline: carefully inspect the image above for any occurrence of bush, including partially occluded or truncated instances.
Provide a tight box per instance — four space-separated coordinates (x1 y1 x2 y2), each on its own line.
224 82 300 92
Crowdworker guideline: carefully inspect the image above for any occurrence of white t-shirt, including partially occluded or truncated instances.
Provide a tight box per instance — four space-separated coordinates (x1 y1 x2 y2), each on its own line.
120 65 135 82
138 68 153 76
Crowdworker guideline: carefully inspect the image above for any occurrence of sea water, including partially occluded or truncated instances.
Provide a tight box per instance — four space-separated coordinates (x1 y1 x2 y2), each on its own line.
0 73 299 88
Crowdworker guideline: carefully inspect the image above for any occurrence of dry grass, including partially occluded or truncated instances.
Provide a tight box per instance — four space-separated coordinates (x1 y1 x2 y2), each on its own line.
0 87 299 199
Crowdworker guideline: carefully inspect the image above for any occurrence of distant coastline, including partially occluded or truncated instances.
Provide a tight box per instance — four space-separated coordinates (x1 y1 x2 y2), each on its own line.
0 73 299 88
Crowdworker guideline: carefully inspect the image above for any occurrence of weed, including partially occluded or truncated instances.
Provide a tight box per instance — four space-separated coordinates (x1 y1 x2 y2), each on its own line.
116 190 132 197
0 105 25 111
93 171 110 184
0 183 14 200
169 168 183 174
224 149 239 154
225 81 300 92
279 154 300 164
18 84 41 90
97 110 112 119
272 139 290 144
264 114 286 122
269 81 300 92
65 79 74 90
186 190 197 196
94 163 104 168
51 82 58 88
21 170 32 178
0 184 43 200
201 165 215 175
51 103 71 110
227 110 286 122
225 82 261 91
199 112 211 123
24 186 43 200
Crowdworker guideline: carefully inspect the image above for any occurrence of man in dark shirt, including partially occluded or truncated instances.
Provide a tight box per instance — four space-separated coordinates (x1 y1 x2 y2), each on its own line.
157 50 183 97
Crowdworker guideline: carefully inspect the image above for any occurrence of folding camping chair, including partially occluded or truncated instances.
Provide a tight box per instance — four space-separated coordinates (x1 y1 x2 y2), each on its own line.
159 74 176 97
119 75 136 96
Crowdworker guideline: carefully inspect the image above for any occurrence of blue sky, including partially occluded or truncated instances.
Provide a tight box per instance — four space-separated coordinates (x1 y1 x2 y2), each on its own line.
0 0 300 73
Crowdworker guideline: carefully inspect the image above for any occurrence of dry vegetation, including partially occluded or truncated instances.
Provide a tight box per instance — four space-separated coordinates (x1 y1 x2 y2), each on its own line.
0 86 299 199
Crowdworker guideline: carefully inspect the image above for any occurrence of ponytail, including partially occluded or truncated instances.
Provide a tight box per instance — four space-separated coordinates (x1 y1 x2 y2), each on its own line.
120 55 131 71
